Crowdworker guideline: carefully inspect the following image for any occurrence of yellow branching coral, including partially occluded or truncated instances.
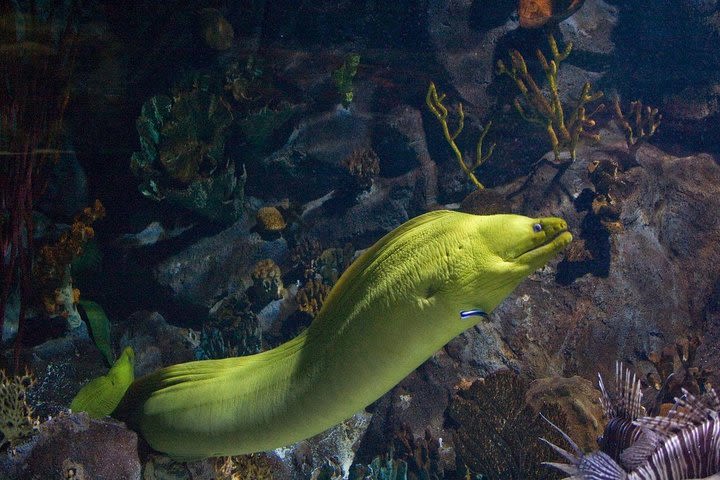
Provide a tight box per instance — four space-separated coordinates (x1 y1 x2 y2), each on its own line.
0 368 38 449
612 98 661 150
426 82 495 190
497 33 604 162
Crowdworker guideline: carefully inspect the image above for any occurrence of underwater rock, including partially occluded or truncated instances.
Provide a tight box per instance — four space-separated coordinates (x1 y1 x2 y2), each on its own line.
559 0 618 56
273 411 372 479
427 0 517 112
7 413 140 480
154 217 288 306
525 375 604 452
486 129 720 381
459 188 514 215
19 332 106 420
117 311 196 377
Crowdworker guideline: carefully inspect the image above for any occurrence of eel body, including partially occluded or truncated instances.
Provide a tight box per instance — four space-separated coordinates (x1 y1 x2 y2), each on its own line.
115 210 571 458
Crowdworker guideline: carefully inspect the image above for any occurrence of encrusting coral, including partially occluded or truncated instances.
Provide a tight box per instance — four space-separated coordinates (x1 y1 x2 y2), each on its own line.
0 368 38 449
214 453 275 480
426 82 495 190
248 259 284 309
255 206 286 239
295 278 332 318
343 148 380 195
496 33 604 162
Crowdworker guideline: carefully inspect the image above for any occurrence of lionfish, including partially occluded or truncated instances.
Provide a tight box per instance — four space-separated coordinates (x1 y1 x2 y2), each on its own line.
597 362 656 470
543 366 720 479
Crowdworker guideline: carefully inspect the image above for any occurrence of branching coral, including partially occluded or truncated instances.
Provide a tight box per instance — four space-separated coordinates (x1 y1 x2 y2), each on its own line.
0 368 38 449
426 82 495 190
496 33 604 162
612 98 662 151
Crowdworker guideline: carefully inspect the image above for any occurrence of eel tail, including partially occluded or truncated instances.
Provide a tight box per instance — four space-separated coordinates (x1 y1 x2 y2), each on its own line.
70 346 135 418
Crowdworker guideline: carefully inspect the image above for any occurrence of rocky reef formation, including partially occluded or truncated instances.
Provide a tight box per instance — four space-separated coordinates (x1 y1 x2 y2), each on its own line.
2 0 720 479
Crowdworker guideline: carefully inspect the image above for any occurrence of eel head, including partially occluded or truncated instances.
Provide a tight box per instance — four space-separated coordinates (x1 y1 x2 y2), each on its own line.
449 214 572 319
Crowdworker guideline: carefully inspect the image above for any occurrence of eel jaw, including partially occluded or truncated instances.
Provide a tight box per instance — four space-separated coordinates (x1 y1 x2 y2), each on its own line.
514 228 573 269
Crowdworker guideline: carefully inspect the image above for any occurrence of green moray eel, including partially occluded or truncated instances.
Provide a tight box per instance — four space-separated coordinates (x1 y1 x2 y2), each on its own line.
71 346 135 418
114 211 571 458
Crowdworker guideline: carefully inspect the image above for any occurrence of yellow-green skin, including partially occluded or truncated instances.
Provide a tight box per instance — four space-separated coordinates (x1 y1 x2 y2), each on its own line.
71 346 135 418
115 211 571 459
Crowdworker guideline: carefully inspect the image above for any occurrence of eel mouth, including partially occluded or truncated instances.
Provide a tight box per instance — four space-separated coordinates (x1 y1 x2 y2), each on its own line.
514 224 573 265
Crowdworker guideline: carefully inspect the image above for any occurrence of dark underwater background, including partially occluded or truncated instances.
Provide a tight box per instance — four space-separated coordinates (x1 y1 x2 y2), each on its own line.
1 0 720 478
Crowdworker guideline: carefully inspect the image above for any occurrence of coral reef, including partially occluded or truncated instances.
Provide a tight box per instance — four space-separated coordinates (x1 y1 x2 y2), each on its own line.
425 82 495 190
316 245 355 286
447 370 567 479
0 368 38 449
525 375 604 452
130 76 244 225
248 259 285 310
496 33 603 162
340 148 381 199
612 98 662 152
203 291 262 358
33 200 105 329
255 206 287 239
0 3 79 369
214 453 275 480
296 278 332 318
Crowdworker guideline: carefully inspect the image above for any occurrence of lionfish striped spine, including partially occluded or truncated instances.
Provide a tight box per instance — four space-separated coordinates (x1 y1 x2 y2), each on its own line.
543 380 720 479
598 362 645 468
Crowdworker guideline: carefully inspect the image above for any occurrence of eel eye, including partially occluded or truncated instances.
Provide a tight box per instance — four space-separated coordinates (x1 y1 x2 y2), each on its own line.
532 223 543 233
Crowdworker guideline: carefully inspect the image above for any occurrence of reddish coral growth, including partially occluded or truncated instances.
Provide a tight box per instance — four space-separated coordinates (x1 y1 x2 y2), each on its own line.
33 200 105 318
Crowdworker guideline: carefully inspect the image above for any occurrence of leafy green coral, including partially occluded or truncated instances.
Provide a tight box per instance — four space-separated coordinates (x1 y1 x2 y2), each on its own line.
333 53 361 108
130 77 245 225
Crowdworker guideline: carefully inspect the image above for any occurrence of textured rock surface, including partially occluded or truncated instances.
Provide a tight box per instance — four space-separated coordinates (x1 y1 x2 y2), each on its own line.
154 217 288 306
356 129 720 468
1 413 140 480
117 311 196 377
